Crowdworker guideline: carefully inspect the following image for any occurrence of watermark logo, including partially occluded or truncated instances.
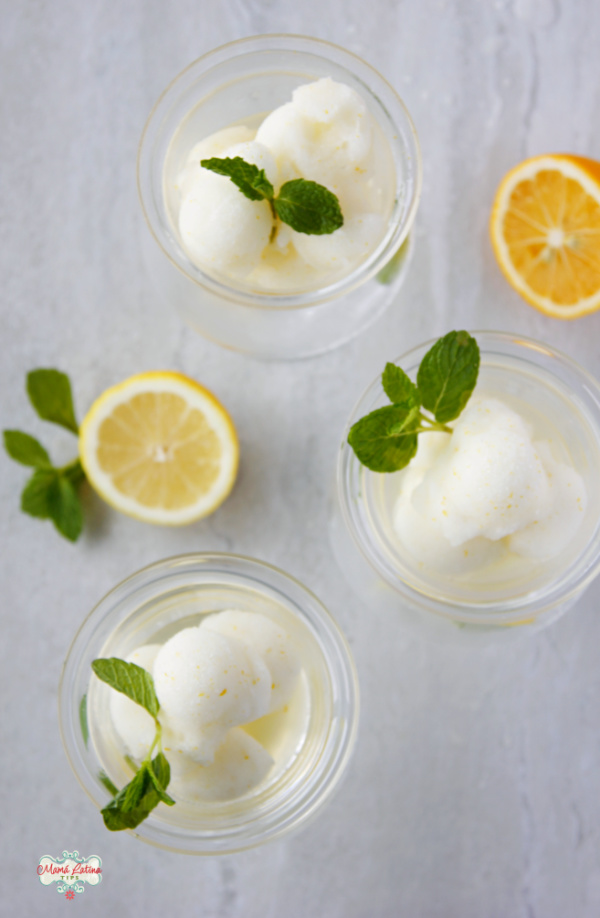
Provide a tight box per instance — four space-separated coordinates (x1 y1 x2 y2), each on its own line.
37 851 102 899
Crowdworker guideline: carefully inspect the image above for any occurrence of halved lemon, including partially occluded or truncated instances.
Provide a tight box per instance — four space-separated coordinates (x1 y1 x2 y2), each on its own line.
490 154 600 318
79 372 239 525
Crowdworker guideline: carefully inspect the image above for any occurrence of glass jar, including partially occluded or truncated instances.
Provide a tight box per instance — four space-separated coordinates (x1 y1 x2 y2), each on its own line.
59 553 359 853
334 331 600 640
137 34 421 359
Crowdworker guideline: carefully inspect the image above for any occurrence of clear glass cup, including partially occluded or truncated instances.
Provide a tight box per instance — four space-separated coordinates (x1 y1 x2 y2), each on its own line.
333 331 600 641
137 34 421 360
59 553 359 854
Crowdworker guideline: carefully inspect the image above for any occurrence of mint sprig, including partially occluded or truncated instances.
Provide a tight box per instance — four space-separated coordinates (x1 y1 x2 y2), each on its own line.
92 657 175 831
348 331 480 473
200 156 344 236
3 369 86 541
91 658 160 718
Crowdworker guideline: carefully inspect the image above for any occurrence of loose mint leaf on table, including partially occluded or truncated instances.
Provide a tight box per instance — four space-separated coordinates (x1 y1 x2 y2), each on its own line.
47 475 83 542
91 658 160 718
348 403 421 473
20 469 57 518
3 430 51 468
417 330 480 424
201 156 275 202
381 363 421 407
274 179 343 235
347 331 480 473
4 368 87 541
26 369 79 434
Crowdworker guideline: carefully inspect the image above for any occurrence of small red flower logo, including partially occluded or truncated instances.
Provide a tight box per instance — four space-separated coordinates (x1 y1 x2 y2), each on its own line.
65 890 75 900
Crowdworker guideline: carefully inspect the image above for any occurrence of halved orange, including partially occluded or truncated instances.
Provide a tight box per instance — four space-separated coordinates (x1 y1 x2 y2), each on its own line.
79 372 239 525
490 154 600 318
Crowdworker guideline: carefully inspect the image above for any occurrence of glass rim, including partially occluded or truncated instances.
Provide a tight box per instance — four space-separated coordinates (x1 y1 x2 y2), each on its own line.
137 33 422 311
58 552 360 854
336 330 600 625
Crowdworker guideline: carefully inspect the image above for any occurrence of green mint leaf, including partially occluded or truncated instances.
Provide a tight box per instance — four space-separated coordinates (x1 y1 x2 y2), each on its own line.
92 658 160 718
381 364 420 407
47 474 83 542
79 694 89 748
102 777 154 831
146 753 175 805
3 430 51 468
417 330 480 424
348 403 421 472
121 763 152 813
100 754 173 831
274 179 343 235
200 156 274 202
20 469 57 518
64 459 86 488
26 369 78 434
98 770 119 796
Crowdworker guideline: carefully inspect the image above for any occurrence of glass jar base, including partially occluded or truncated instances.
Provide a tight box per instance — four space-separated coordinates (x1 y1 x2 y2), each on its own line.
141 225 415 360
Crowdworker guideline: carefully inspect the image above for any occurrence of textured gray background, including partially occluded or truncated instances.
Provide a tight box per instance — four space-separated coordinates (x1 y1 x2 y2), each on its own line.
2 1 600 916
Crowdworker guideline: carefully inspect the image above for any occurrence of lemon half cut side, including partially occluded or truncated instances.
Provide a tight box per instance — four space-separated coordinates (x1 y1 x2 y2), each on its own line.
79 372 239 525
490 154 600 319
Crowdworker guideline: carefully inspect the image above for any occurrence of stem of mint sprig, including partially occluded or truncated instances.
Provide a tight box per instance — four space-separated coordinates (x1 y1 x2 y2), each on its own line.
3 369 86 541
200 156 344 236
91 658 175 831
347 330 480 473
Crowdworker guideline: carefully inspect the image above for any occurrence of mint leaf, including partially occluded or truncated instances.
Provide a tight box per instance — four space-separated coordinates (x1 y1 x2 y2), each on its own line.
47 475 83 542
200 156 274 202
100 754 173 831
348 403 421 472
98 770 119 796
102 776 154 831
382 364 420 407
146 753 175 805
121 764 152 813
79 694 89 748
64 459 86 488
26 369 78 434
92 658 160 718
3 430 51 468
21 469 57 518
274 179 343 235
417 331 480 424
348 332 480 473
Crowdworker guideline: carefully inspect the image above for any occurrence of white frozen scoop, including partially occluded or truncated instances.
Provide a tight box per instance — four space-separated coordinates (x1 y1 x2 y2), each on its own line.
201 610 301 713
166 727 274 803
109 644 161 762
255 77 373 183
178 165 272 277
415 398 552 546
508 440 587 560
153 626 271 765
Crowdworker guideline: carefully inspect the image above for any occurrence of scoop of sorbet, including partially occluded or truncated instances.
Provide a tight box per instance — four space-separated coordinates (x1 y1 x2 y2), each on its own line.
153 626 271 765
412 398 552 546
201 610 301 714
166 727 274 802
